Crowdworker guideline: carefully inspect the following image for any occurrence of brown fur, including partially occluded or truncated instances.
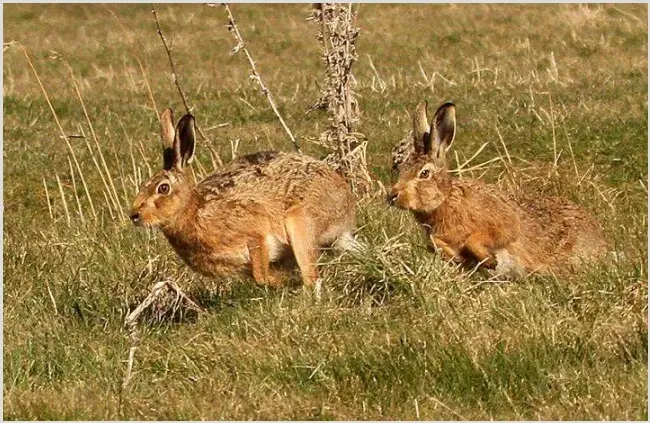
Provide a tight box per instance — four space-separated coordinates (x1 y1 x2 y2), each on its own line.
388 100 608 277
130 109 356 287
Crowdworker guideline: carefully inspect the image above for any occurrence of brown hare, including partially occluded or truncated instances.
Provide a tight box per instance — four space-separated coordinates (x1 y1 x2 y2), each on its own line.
130 109 357 290
388 100 608 277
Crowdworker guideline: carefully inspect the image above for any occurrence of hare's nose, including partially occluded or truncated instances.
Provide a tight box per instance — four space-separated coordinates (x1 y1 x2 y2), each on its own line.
130 212 141 224
387 192 398 205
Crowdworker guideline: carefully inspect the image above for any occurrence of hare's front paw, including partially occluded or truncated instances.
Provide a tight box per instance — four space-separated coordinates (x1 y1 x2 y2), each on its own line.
429 236 463 263
254 268 288 288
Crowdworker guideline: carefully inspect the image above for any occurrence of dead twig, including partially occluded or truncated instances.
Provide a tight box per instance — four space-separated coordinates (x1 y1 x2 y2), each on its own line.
151 7 190 113
121 278 205 397
122 345 138 391
124 280 170 329
3 40 17 52
152 5 224 167
214 3 301 154
124 279 204 329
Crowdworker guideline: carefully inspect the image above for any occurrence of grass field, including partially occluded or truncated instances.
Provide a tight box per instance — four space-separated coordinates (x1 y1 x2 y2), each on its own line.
3 3 648 420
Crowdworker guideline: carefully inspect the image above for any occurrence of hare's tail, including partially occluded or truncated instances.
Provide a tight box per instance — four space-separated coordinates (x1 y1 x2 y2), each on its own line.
332 231 366 253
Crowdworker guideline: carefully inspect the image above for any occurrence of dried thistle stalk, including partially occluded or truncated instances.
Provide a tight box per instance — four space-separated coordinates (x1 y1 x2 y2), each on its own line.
308 3 371 193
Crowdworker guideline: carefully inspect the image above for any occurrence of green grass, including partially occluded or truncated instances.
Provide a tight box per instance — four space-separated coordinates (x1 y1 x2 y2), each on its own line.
3 3 648 420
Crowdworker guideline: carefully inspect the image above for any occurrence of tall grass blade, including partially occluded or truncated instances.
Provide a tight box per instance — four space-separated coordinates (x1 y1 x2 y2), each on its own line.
20 43 97 218
55 173 71 227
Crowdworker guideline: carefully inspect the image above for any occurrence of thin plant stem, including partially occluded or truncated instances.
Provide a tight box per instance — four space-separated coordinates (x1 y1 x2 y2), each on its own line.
42 177 54 220
66 62 124 219
20 43 97 218
67 156 85 222
55 173 71 227
218 3 302 154
152 5 224 167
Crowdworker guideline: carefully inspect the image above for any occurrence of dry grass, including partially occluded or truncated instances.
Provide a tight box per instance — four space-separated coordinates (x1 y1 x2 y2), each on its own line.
3 3 648 420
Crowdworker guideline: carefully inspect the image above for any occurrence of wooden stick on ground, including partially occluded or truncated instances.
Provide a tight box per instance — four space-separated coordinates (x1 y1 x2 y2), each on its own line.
122 279 205 391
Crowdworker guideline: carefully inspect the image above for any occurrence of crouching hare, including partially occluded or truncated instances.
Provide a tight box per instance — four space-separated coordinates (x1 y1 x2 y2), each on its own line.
388 100 608 277
130 109 356 289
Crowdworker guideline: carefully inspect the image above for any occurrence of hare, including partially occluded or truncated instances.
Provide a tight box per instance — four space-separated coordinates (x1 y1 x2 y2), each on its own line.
387 100 608 277
130 109 357 289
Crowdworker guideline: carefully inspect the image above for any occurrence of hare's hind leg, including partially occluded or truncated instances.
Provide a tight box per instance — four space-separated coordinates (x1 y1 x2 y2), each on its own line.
285 209 319 287
463 232 497 269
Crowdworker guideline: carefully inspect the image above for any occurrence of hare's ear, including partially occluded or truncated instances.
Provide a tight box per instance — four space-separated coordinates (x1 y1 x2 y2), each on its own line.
173 114 196 170
412 100 431 155
429 102 456 161
161 108 176 170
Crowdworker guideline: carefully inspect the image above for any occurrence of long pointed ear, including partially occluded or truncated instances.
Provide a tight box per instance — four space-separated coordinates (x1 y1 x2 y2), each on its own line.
173 114 196 170
161 108 176 170
429 102 456 162
412 100 431 155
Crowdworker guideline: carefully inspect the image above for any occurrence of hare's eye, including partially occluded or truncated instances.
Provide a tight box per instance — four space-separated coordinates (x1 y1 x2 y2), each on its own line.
419 169 431 179
157 183 171 195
